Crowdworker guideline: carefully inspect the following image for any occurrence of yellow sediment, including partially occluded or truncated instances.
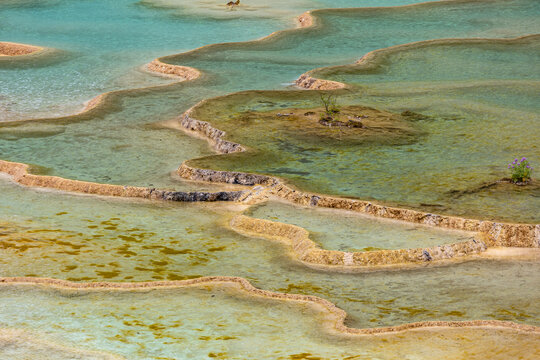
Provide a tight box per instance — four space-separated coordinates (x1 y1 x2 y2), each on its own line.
0 41 43 56
1 276 538 336
0 155 536 270
1 3 539 348
172 35 540 250
0 2 536 270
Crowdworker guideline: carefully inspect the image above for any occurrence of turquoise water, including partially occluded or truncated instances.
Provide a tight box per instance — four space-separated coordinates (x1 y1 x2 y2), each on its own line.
0 0 420 121
1 178 539 330
0 0 275 120
316 39 540 85
170 0 540 90
0 0 538 219
246 200 475 251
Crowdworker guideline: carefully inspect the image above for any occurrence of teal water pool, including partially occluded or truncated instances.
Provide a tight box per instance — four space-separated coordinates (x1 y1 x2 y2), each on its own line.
0 0 421 121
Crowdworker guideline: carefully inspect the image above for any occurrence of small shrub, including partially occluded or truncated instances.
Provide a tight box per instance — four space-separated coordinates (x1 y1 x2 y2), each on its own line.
319 94 340 117
508 157 533 183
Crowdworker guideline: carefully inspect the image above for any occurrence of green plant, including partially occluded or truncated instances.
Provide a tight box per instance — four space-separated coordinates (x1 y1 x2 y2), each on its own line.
508 157 532 183
319 93 340 118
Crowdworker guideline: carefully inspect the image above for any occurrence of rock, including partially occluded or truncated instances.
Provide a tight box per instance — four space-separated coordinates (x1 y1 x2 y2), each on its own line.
346 119 364 128
422 250 432 261
400 110 429 121
152 190 246 202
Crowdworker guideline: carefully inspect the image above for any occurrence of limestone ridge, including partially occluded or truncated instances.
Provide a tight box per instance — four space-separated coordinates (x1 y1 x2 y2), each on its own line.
0 160 249 203
295 73 346 90
181 111 245 154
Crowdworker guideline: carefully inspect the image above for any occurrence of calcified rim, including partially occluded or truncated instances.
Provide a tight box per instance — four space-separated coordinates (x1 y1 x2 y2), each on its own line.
80 59 199 113
0 41 44 57
0 159 250 202
0 2 538 342
0 328 124 360
230 214 488 270
1 276 538 336
0 158 531 272
0 0 313 125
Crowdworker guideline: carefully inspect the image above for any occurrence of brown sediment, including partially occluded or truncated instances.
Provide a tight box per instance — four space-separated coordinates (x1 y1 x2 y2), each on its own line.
230 214 487 269
0 41 43 57
1 276 538 336
0 329 124 360
145 59 201 80
0 159 249 202
1 153 536 270
171 34 540 248
447 178 540 199
0 3 536 252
